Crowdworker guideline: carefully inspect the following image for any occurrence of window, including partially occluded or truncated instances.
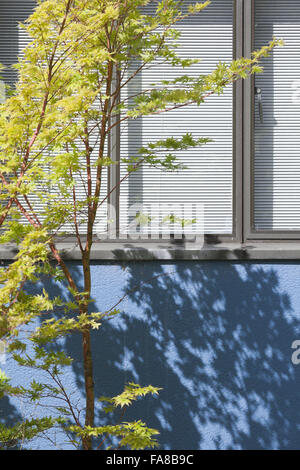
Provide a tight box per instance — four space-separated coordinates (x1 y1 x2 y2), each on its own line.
245 0 300 240
119 0 234 238
1 0 300 252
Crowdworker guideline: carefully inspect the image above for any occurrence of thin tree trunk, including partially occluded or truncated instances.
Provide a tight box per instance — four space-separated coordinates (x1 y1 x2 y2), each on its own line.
82 327 94 450
81 251 94 450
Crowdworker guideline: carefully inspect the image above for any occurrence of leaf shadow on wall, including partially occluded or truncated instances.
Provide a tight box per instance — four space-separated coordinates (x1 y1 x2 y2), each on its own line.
2 259 300 450
87 259 300 450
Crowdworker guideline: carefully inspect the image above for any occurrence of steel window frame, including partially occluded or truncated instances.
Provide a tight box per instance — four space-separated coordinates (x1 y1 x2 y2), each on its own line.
243 0 300 241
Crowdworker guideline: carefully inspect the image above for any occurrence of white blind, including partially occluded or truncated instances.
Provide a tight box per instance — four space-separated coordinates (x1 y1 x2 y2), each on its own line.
120 0 233 236
0 1 108 236
254 0 300 231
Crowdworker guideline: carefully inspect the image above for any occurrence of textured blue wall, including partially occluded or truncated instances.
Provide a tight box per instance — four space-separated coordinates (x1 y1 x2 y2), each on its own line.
2 261 300 450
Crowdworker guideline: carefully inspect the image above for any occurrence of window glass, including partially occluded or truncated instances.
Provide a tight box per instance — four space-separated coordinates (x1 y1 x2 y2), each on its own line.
254 0 300 231
120 0 234 237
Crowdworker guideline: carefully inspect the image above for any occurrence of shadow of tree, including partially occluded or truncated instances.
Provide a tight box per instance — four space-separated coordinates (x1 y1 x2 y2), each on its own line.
88 261 300 450
2 260 300 450
0 397 23 428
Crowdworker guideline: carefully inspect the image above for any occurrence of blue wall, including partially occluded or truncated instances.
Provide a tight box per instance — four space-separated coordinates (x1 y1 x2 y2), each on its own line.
2 261 300 450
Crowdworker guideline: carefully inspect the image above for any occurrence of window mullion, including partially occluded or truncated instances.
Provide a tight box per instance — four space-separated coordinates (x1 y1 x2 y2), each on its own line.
234 0 245 242
107 66 120 239
243 0 255 241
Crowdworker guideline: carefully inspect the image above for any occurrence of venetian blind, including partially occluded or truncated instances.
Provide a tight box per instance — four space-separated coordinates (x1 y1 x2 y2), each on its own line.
119 0 233 236
254 0 300 231
0 0 108 235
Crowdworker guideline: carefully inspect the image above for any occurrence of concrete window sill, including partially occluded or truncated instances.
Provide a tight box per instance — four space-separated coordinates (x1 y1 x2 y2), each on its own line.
2 240 300 261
